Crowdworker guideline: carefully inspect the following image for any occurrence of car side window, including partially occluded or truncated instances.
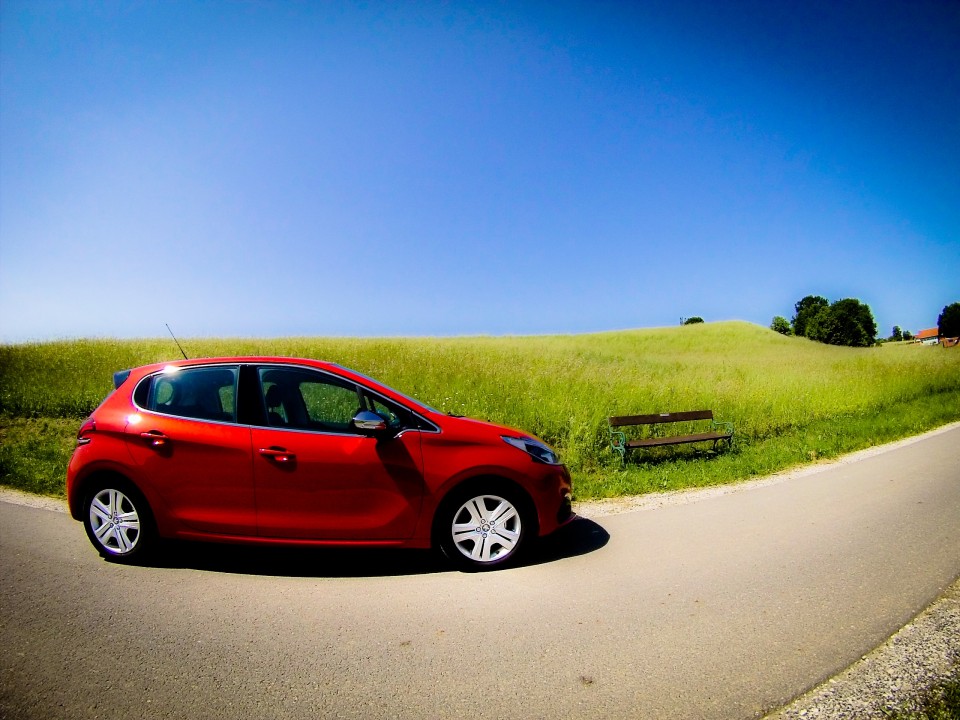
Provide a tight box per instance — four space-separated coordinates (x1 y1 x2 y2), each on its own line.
259 367 362 433
145 367 238 423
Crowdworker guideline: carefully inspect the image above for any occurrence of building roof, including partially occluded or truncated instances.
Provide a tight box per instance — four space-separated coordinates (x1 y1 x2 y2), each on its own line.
915 327 939 340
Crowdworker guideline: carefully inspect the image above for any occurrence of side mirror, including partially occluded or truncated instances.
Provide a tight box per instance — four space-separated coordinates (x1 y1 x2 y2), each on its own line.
352 410 388 435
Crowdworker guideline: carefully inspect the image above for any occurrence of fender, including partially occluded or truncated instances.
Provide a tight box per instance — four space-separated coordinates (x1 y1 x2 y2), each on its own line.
67 457 175 534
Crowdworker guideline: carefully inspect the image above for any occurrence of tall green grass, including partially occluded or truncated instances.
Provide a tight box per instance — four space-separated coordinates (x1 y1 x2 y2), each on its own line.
2 322 958 498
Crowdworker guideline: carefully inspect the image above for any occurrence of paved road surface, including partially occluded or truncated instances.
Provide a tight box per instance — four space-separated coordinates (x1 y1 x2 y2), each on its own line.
2 427 958 719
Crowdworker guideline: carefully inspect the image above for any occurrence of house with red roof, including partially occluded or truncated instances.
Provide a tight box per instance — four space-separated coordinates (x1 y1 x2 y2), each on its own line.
915 327 940 345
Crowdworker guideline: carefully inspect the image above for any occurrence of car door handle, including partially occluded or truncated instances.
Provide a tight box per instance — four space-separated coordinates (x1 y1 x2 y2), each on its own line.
140 430 169 447
258 447 295 463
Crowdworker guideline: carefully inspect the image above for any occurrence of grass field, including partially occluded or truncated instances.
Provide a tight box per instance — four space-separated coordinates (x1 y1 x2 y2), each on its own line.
1 321 958 499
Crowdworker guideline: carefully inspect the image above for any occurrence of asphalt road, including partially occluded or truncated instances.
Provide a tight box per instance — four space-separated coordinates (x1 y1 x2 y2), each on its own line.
2 426 959 720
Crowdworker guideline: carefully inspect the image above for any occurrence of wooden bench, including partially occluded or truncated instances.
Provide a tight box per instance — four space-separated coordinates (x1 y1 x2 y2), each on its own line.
608 410 733 463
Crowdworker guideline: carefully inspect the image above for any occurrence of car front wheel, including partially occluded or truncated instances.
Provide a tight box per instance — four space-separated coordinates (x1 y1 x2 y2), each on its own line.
83 484 153 562
439 489 529 570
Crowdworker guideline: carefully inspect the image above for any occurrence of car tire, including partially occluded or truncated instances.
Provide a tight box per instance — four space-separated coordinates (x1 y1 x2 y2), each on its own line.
82 481 155 563
438 484 531 571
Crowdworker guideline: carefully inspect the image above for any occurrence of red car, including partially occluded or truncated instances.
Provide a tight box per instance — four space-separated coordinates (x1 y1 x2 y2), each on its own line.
66 357 574 570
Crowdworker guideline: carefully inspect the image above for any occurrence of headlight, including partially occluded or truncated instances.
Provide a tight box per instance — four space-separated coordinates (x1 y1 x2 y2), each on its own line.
502 435 561 465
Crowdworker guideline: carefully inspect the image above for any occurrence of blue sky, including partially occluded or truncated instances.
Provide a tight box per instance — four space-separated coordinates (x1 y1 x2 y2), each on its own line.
1 0 957 342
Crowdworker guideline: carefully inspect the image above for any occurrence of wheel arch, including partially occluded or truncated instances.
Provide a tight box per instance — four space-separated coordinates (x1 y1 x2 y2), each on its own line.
79 472 161 562
70 469 156 529
429 474 539 550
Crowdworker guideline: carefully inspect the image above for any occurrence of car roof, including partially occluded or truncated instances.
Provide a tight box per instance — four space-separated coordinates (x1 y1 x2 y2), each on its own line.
123 357 431 413
134 356 337 372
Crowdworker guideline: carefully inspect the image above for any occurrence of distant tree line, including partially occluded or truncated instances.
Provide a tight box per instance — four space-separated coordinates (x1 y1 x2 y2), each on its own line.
771 299 960 346
770 295 877 347
888 326 913 342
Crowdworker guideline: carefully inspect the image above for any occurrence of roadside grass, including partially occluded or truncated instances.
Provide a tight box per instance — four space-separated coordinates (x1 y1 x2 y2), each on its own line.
0 417 77 496
886 673 960 719
2 322 958 499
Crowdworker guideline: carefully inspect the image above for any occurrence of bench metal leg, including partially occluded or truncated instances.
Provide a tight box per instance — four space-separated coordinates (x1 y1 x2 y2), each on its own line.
713 436 733 452
610 430 627 465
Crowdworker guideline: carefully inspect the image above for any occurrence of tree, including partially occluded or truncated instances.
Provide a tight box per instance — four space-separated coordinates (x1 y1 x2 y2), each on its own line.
790 295 878 347
815 298 878 347
938 302 960 338
903 329 914 341
804 305 832 343
682 317 704 325
792 295 829 337
771 316 792 335
890 326 903 342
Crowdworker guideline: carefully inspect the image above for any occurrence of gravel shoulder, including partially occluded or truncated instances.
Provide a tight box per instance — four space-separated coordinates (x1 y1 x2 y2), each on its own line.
765 577 959 719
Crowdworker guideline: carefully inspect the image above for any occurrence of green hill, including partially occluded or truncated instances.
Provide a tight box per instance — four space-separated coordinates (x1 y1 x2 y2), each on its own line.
2 321 958 499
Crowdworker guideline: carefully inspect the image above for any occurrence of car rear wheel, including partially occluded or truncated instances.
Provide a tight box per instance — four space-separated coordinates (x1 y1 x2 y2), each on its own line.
83 483 154 562
439 489 529 570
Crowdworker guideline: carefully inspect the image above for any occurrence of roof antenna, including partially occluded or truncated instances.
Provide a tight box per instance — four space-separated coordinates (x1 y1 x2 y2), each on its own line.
165 323 189 360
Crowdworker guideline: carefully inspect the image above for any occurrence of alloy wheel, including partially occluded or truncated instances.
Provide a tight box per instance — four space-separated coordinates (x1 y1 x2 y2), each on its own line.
88 488 142 556
450 494 522 564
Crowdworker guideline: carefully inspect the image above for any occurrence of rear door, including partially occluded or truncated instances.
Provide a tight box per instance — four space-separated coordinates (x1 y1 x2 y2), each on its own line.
124 365 256 536
251 365 425 540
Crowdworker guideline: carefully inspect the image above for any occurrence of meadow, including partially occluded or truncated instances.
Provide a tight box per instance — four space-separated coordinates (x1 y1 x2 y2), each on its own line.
1 321 958 500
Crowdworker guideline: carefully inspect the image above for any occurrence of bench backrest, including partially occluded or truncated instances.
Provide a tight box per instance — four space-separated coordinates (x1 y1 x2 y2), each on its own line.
609 410 714 427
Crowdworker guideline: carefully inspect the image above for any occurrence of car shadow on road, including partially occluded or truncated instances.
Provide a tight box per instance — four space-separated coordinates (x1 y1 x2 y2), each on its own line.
520 516 610 568
137 516 609 578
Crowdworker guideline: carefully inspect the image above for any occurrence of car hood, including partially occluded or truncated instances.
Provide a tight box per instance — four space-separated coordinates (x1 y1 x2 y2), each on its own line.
433 412 545 444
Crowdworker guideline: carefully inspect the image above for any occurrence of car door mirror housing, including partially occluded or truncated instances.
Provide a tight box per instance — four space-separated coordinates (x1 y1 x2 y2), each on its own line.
352 410 388 434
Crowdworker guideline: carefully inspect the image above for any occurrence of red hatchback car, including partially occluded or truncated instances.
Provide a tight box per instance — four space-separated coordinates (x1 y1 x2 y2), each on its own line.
67 357 574 570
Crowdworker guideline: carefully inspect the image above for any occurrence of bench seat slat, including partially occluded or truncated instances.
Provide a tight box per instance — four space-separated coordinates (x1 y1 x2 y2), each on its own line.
624 430 732 448
610 410 714 426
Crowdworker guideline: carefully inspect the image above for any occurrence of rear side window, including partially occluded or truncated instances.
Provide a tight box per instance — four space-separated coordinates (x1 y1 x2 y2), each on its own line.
139 366 239 423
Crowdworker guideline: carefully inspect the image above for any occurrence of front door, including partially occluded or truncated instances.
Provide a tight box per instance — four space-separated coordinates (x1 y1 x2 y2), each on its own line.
251 366 425 539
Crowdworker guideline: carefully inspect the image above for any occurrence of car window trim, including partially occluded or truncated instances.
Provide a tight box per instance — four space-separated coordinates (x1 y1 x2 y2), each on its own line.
132 363 243 426
130 361 440 435
253 362 440 435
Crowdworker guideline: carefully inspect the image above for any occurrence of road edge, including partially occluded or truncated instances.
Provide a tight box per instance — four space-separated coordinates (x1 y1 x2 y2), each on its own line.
573 420 960 519
0 485 67 513
763 575 960 718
